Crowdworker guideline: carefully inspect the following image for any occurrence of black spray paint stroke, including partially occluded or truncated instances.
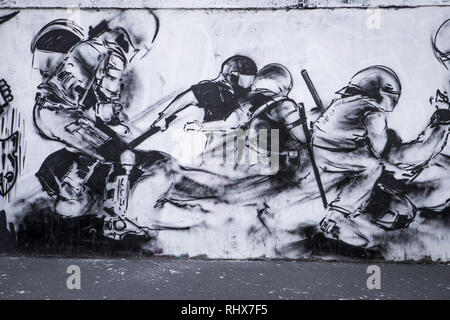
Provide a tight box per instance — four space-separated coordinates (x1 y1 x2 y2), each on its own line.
0 11 19 26
0 130 19 197
0 210 17 253
0 79 14 116
1 108 25 201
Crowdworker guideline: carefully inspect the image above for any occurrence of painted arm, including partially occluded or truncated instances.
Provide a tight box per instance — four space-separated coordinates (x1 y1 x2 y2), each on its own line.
152 89 199 131
386 118 450 168
185 108 244 132
363 111 388 158
382 94 450 181
274 99 307 145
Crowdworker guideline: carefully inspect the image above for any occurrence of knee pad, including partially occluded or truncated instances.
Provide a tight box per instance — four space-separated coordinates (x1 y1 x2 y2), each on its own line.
368 183 416 230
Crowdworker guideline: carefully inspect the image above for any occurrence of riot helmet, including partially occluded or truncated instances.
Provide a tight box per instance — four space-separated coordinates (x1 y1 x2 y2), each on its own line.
253 63 293 97
31 19 85 79
338 65 401 112
221 55 257 96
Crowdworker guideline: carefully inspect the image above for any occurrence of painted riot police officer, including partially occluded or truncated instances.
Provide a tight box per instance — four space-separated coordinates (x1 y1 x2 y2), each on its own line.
33 11 158 240
151 55 258 131
313 65 402 246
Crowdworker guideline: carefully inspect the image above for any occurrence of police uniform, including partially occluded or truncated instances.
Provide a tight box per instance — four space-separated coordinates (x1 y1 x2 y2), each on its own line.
191 80 240 122
34 28 130 161
312 95 387 216
245 90 306 175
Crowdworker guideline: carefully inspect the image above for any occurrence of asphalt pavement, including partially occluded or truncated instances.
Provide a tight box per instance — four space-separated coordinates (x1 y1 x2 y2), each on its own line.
0 256 449 300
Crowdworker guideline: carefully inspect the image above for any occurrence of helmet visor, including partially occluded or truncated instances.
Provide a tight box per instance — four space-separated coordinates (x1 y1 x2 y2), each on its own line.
32 50 65 76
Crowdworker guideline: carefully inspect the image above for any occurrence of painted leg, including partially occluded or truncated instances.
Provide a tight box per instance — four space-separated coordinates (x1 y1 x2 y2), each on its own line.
103 150 155 241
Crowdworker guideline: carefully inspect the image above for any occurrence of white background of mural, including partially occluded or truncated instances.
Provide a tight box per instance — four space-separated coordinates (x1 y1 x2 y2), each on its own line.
0 7 450 260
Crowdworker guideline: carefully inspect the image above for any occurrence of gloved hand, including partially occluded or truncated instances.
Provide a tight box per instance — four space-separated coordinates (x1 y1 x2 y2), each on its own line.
183 120 203 132
152 119 169 132
431 108 450 126
430 90 450 126
152 112 178 132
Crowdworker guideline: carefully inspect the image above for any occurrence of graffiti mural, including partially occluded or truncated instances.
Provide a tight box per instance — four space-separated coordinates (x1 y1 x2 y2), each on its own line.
1 7 450 260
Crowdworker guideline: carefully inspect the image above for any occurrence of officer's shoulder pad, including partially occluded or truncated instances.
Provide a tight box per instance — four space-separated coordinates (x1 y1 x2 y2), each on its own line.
360 97 383 111
342 95 381 110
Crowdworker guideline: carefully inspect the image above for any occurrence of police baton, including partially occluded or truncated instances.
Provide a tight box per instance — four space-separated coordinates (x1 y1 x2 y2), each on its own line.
298 103 328 209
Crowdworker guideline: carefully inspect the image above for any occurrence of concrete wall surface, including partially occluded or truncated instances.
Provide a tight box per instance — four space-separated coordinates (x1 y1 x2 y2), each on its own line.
0 1 450 261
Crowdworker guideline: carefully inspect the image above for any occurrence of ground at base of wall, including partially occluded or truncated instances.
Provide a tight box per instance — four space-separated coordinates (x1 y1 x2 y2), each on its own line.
0 256 449 299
